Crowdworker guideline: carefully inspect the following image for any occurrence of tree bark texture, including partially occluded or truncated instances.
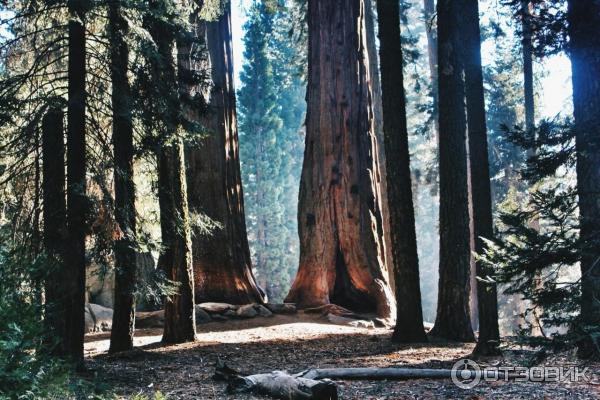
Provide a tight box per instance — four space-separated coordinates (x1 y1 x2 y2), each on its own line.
462 0 500 355
65 2 87 363
568 0 600 359
376 0 427 342
285 0 395 320
108 0 137 354
186 3 265 304
147 2 197 344
429 0 475 342
42 106 67 355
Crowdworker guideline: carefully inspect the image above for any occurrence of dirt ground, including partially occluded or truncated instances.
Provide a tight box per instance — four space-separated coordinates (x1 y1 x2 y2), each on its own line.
85 313 600 399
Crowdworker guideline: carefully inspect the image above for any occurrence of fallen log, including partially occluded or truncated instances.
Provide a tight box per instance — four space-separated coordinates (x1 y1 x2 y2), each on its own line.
300 367 459 380
214 359 338 400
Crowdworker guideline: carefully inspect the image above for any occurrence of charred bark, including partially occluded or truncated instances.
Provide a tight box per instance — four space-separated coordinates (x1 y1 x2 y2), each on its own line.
462 0 500 355
108 0 137 354
42 106 67 355
65 1 87 363
285 0 395 320
429 0 475 342
186 4 265 304
568 0 600 360
376 0 427 342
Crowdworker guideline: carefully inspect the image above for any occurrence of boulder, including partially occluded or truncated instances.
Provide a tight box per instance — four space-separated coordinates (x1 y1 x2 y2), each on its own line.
85 306 95 333
199 302 237 314
223 309 238 318
236 304 258 318
211 314 229 322
195 306 212 324
255 305 273 317
87 303 113 332
265 303 297 314
349 320 375 329
136 310 165 328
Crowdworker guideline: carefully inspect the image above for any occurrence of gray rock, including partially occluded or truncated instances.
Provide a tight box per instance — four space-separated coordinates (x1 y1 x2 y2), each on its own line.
84 306 95 333
265 303 297 314
223 309 238 318
349 320 375 329
195 306 212 324
136 310 164 328
199 302 236 314
255 305 273 317
211 314 229 322
87 303 113 332
236 304 258 318
326 314 356 325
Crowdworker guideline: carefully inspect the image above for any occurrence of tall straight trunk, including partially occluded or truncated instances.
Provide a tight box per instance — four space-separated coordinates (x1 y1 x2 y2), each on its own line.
365 0 394 291
423 0 439 140
568 0 600 360
377 0 427 342
463 0 500 355
65 1 87 364
186 4 265 304
429 0 474 342
42 106 67 355
108 0 137 354
521 0 543 337
148 1 196 344
285 0 395 320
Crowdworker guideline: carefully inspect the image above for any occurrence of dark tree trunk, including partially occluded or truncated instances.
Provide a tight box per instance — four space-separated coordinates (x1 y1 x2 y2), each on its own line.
365 0 394 291
285 0 395 320
376 0 427 342
108 0 137 354
423 0 439 140
462 0 500 355
158 142 197 344
147 1 196 344
568 0 600 360
429 0 475 342
65 2 87 364
186 4 265 304
42 106 67 355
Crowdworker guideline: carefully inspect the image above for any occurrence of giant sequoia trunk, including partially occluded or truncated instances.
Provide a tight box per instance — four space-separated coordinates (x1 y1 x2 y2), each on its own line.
108 0 137 354
376 0 427 342
429 0 475 342
186 4 264 304
462 0 500 355
65 3 87 363
42 106 67 355
285 0 395 319
568 0 600 359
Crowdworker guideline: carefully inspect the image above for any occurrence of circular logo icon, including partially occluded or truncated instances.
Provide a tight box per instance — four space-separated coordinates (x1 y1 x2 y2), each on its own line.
451 359 481 389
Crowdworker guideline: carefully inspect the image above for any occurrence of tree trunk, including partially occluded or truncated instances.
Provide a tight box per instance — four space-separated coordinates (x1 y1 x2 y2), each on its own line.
186 4 265 304
423 0 439 140
568 0 600 360
158 142 197 344
42 106 67 355
108 0 137 354
147 1 197 344
376 0 427 342
365 0 394 291
429 0 475 342
462 0 500 355
285 0 395 320
65 2 87 364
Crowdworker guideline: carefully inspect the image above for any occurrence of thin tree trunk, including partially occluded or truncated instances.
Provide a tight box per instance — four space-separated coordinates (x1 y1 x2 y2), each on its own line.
568 0 600 360
186 4 265 304
429 0 474 342
108 0 137 354
423 0 439 140
376 0 427 342
285 0 395 320
65 1 87 364
147 0 197 344
462 0 500 355
365 0 394 291
42 106 67 355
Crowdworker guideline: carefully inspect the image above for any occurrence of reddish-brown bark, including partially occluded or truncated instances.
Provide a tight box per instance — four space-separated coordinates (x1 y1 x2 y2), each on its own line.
285 0 394 320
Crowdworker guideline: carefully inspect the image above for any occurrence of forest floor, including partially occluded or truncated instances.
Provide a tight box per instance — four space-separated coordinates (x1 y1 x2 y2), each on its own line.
85 313 600 399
